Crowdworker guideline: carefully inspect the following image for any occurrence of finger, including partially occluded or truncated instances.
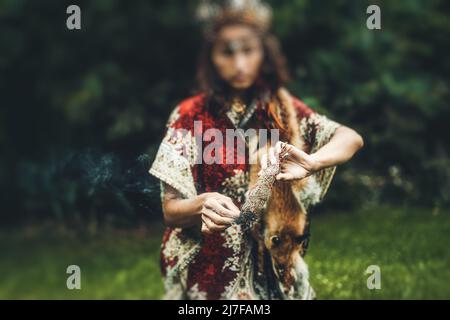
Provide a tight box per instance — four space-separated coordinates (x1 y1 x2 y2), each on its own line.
279 142 292 160
269 147 277 165
219 205 240 219
208 197 239 218
203 207 234 225
201 222 212 235
285 142 296 151
201 215 213 230
260 153 268 169
220 198 241 216
276 172 295 181
213 194 240 211
216 202 240 220
202 215 227 232
275 141 283 155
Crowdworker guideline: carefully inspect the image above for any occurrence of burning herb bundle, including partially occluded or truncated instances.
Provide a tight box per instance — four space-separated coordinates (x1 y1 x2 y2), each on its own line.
235 143 289 231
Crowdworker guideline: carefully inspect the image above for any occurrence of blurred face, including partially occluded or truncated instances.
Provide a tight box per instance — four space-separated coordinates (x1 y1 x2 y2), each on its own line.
211 24 264 90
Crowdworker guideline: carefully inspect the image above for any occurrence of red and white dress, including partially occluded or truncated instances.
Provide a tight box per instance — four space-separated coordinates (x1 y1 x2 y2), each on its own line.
149 89 341 299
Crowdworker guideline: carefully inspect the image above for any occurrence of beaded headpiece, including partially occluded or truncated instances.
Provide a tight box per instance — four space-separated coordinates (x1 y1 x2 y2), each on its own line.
196 0 273 37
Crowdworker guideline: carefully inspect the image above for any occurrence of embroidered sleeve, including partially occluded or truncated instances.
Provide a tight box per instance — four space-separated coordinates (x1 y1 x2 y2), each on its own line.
149 106 198 199
299 112 342 209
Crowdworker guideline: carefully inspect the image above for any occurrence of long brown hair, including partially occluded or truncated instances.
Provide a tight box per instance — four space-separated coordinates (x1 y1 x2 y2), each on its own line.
196 23 291 131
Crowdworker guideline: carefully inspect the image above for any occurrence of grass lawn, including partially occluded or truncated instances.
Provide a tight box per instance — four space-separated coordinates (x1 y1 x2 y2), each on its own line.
306 206 450 299
0 206 449 299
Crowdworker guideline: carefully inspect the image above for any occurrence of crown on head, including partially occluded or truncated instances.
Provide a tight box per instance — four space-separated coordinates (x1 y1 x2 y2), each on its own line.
196 0 273 35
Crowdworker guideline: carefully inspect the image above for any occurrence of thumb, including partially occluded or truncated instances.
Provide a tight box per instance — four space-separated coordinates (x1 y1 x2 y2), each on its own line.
276 172 294 181
201 222 211 235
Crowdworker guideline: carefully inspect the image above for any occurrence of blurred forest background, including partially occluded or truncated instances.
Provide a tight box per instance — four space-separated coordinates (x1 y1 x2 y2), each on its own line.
0 0 449 299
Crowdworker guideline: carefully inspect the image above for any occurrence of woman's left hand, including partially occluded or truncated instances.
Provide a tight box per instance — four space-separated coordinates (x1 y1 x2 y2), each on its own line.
258 141 320 181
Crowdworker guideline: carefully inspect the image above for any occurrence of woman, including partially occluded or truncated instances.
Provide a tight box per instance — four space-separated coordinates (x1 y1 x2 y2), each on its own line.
149 0 363 299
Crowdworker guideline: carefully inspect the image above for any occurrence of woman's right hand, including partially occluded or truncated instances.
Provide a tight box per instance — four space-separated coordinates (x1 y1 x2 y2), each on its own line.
198 192 240 235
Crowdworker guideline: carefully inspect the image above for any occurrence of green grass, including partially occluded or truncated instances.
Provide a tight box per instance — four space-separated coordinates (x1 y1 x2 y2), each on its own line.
0 225 165 299
0 206 449 299
306 206 450 299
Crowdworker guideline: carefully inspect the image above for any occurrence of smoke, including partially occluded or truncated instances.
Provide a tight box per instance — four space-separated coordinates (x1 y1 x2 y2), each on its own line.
71 150 161 212
16 149 162 223
75 151 158 195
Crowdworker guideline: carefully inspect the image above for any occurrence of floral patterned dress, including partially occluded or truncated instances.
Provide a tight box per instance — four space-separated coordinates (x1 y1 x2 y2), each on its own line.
149 89 341 300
